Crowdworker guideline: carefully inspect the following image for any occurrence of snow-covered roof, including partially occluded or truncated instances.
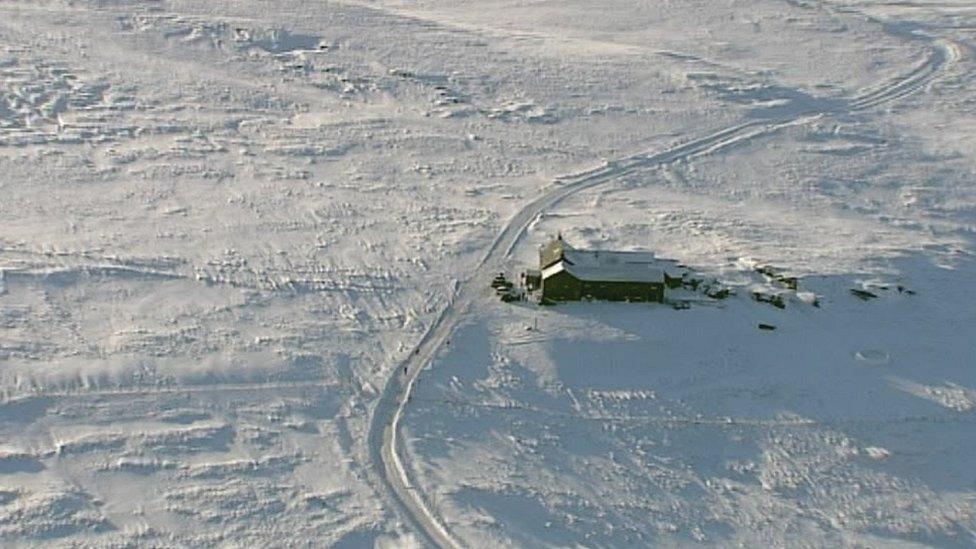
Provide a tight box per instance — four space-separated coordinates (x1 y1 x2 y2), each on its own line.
541 261 569 279
542 247 678 283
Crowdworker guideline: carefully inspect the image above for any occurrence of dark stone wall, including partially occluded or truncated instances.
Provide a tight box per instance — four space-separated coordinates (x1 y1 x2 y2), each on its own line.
541 270 582 301
581 280 664 303
542 271 664 303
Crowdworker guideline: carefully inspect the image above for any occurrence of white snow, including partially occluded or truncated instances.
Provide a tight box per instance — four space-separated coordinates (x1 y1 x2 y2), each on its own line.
1 0 975 546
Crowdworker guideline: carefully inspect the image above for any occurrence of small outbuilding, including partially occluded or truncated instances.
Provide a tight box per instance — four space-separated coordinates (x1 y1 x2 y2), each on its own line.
538 235 684 303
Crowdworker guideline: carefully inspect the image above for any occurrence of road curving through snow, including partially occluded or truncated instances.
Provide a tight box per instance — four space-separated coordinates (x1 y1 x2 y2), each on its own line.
366 37 960 549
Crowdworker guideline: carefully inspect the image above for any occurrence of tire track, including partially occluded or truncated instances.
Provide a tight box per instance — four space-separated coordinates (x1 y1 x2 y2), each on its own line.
368 36 959 549
849 40 959 111
1 379 340 402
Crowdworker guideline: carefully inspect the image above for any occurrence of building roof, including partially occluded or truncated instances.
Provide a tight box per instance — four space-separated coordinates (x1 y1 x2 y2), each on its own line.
543 251 676 284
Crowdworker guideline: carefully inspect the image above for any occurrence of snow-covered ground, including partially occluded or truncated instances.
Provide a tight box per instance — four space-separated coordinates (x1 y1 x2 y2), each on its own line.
405 255 976 546
1 0 975 546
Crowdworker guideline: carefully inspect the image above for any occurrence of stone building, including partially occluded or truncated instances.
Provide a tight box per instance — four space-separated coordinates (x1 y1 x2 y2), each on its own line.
539 235 683 303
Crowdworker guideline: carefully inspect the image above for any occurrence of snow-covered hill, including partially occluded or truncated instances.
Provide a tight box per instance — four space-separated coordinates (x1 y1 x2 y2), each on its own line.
1 0 974 546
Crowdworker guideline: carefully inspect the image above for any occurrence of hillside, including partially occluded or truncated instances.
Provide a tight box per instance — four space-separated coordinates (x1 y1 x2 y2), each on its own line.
1 0 975 546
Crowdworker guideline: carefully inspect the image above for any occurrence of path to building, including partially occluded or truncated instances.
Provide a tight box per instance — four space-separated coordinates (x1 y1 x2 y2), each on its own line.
366 29 961 549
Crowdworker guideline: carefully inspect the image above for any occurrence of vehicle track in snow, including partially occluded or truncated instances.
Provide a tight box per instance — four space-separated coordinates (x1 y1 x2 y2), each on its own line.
848 39 960 111
367 37 959 549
